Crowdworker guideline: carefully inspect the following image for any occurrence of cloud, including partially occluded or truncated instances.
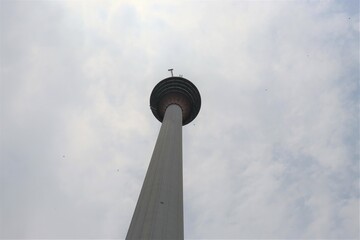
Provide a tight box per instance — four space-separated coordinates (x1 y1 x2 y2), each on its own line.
1 0 358 239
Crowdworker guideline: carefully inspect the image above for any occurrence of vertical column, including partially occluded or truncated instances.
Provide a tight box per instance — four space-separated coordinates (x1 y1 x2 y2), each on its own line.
126 104 184 240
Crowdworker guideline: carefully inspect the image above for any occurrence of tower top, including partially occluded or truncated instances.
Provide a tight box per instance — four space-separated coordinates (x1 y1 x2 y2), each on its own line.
150 76 201 125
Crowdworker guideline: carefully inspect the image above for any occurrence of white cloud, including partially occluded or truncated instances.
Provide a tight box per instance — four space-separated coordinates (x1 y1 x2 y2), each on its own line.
1 0 358 239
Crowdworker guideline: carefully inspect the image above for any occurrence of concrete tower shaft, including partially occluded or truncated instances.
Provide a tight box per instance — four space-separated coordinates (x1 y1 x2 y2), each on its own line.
126 104 183 239
126 76 201 240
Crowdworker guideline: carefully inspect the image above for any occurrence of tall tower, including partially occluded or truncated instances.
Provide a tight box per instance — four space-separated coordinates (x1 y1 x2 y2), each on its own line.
126 75 201 240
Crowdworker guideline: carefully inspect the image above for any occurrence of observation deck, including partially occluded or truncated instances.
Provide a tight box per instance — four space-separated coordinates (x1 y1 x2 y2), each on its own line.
150 76 201 125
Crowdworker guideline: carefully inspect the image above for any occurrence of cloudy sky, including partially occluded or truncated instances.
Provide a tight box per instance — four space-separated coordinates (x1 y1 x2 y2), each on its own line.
0 0 359 239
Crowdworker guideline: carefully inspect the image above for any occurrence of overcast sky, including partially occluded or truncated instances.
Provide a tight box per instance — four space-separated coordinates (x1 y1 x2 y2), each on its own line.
0 0 359 239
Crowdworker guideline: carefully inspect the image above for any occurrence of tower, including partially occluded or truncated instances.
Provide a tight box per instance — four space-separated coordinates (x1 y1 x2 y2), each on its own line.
126 75 201 239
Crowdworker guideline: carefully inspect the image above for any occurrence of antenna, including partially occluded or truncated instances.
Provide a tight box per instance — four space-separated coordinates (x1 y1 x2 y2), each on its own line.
168 68 174 77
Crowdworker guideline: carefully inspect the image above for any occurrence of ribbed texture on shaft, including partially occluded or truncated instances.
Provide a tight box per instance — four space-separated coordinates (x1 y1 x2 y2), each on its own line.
126 104 184 240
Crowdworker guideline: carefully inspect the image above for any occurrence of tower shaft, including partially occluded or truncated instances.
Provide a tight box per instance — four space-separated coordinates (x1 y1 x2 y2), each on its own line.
126 104 184 239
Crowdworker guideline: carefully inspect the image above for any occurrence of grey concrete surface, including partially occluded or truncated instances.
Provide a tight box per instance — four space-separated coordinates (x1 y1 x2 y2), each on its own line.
126 104 183 240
